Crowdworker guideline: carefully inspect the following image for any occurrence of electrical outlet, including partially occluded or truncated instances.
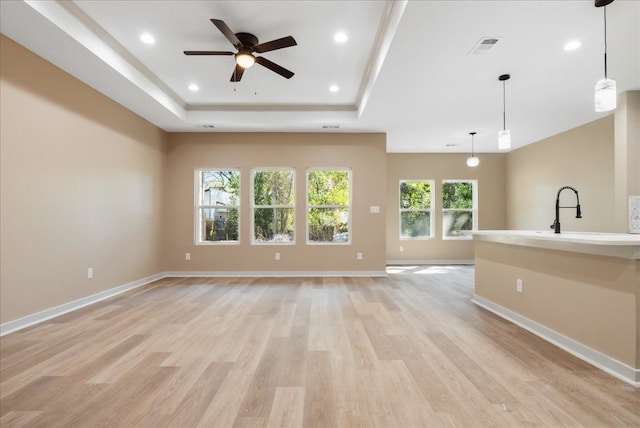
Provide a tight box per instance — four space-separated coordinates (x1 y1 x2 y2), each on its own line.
399 245 404 252
185 252 191 261
87 268 93 279
516 278 523 293
275 252 280 260
357 252 363 260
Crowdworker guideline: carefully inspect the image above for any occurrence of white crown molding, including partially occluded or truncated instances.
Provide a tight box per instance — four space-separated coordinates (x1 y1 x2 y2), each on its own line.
357 0 408 118
14 0 404 131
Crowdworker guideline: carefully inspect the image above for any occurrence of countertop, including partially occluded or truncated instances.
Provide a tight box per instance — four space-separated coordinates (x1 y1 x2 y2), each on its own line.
473 230 640 259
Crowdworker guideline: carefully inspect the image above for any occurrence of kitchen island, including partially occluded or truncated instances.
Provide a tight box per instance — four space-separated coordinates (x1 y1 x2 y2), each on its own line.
472 230 640 386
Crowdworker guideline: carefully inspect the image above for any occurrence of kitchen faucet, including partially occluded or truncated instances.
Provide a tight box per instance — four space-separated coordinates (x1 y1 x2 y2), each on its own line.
550 186 582 234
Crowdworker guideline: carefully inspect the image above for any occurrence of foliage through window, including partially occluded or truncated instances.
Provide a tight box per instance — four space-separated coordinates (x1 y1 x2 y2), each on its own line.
197 169 240 243
307 169 351 243
400 180 433 239
252 169 295 243
442 180 477 239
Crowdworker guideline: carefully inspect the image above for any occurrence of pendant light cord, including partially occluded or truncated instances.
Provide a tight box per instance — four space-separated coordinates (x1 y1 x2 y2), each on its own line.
502 80 507 130
604 6 608 79
470 132 476 157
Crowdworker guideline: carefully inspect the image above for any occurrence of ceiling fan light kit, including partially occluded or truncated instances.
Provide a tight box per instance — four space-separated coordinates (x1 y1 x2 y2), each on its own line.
184 19 297 82
235 52 255 68
594 0 616 112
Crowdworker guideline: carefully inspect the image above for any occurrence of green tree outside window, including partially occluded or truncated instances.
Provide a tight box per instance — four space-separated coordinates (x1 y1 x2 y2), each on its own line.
198 169 240 242
308 169 350 243
400 181 433 238
442 181 476 238
253 169 295 243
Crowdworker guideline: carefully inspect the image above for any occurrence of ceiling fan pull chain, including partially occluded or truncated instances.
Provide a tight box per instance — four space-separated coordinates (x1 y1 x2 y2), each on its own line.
254 66 258 96
233 66 237 92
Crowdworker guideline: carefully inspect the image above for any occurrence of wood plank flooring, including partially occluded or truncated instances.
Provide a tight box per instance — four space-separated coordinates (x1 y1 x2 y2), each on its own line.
1 266 638 427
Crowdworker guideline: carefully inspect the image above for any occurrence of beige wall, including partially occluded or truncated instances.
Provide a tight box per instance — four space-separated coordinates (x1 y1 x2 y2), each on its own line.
505 116 615 232
474 241 639 369
614 91 640 232
163 132 387 273
386 153 507 262
0 36 167 323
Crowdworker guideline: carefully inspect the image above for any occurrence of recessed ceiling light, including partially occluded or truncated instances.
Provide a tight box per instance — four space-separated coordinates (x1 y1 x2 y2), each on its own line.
334 32 348 43
564 40 581 51
329 85 339 93
188 83 199 92
140 33 155 45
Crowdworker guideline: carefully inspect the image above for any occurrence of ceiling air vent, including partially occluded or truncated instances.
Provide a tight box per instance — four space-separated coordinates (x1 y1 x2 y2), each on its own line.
468 37 502 56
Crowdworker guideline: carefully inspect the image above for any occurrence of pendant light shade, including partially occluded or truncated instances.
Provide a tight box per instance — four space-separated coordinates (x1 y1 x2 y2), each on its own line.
498 74 511 150
595 2 616 112
498 130 511 150
466 132 479 167
595 78 616 112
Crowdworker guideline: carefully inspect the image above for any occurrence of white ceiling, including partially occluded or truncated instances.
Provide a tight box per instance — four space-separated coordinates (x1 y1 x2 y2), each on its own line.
1 0 639 153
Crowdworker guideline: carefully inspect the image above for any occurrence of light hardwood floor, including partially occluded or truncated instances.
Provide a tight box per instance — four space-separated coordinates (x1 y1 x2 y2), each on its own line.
1 266 638 427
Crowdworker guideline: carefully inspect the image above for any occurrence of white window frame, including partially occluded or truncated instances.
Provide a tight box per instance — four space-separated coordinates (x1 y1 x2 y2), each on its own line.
441 179 477 240
195 168 240 245
251 167 296 245
399 179 435 240
306 167 352 245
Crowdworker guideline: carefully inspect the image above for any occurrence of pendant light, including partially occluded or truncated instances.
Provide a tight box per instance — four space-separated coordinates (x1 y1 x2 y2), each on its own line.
498 74 511 150
466 132 479 167
594 0 616 112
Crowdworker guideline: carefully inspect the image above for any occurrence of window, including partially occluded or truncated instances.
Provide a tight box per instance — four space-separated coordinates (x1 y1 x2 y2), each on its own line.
252 168 295 243
307 169 351 244
196 169 240 243
442 180 477 239
400 180 434 239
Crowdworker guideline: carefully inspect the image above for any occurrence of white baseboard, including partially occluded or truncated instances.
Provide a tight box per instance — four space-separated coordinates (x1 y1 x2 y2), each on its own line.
472 294 640 387
163 270 388 278
0 270 386 336
386 259 474 265
0 273 164 337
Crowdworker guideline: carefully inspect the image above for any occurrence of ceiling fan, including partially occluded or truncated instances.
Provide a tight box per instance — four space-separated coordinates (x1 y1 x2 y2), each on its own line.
184 19 297 82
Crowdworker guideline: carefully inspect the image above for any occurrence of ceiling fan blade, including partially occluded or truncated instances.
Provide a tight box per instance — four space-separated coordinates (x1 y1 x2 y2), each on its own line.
255 56 294 79
254 36 297 53
184 51 234 56
230 64 245 82
211 19 243 50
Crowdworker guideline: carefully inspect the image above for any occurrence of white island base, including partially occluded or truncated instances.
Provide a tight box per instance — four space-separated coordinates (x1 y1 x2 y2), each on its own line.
472 230 640 386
